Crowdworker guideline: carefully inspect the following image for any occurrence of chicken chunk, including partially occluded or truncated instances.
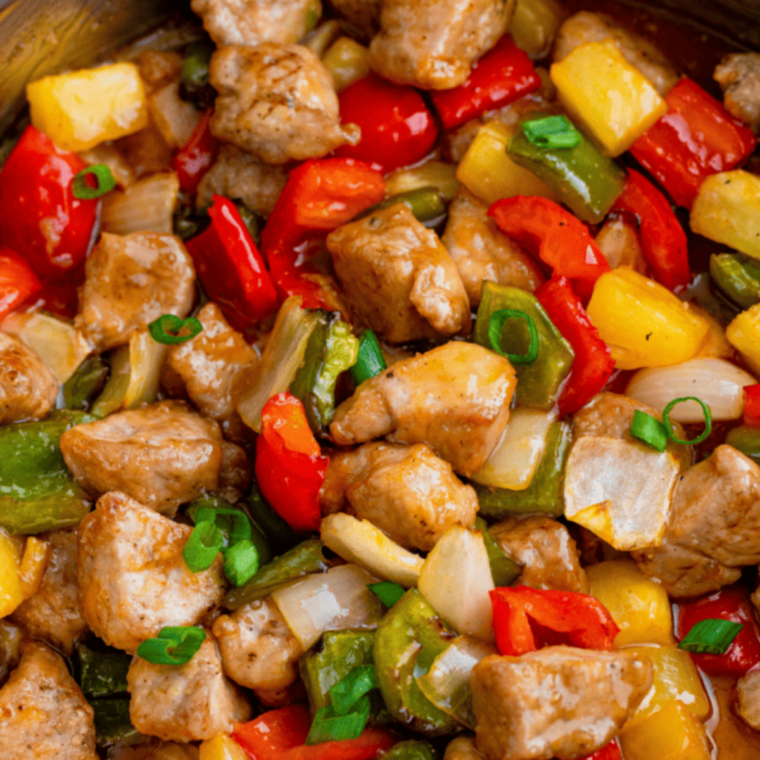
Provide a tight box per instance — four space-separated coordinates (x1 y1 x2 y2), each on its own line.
441 190 544 306
0 641 97 760
634 445 760 598
553 12 678 96
471 647 653 760
0 332 59 424
326 204 471 343
715 52 760 134
77 492 226 653
210 43 360 164
329 0 381 40
128 632 251 742
75 232 195 351
734 670 760 731
61 400 230 515
490 516 589 594
369 0 514 90
331 341 516 477
196 144 288 218
212 598 302 695
320 442 478 552
11 529 87 655
192 0 321 47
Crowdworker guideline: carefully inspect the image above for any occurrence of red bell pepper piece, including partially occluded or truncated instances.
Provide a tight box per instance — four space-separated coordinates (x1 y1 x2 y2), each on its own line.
233 704 395 760
185 194 278 331
490 586 619 657
334 74 438 173
610 169 690 291
630 78 756 209
255 392 329 534
431 35 542 130
0 125 98 281
535 276 615 417
489 196 609 301
0 249 43 321
580 742 622 760
171 109 218 194
677 585 760 678
744 384 760 427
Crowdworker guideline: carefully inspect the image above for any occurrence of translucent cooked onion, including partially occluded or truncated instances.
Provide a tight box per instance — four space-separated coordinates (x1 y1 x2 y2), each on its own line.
418 526 495 642
384 160 461 203
626 358 757 422
271 564 384 650
148 81 201 150
101 171 179 235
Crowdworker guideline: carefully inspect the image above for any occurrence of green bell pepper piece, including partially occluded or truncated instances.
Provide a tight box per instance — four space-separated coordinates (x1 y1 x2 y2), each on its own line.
363 187 446 225
475 517 521 586
245 481 303 555
726 426 760 466
474 282 574 410
373 589 459 736
710 253 760 310
0 620 22 687
77 644 130 698
0 410 94 534
179 41 215 110
381 740 441 760
63 357 109 411
475 420 572 519
91 698 140 747
508 114 626 224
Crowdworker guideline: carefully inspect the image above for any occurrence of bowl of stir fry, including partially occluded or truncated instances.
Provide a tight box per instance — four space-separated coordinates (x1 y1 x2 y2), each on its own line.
3 0 760 758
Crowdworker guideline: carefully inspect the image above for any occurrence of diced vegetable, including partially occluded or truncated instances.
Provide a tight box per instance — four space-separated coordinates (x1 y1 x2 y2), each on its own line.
199 735 250 760
0 620 22 686
172 108 218 194
321 514 423 588
727 302 760 376
586 268 711 369
362 187 446 225
476 517 522 587
136 625 206 665
322 37 370 92
101 171 179 235
726 425 760 466
306 20 342 57
384 161 460 204
379 741 439 760
564 436 680 551
149 81 201 150
0 530 23 617
27 62 148 151
92 698 139 747
586 559 674 647
711 253 760 309
179 41 216 110
77 644 130 698
244 482 303 555
79 143 135 188
0 252 41 323
17 536 51 599
508 0 564 58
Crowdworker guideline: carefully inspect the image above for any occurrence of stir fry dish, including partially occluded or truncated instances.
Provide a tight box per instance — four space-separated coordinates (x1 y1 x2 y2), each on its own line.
5 0 760 758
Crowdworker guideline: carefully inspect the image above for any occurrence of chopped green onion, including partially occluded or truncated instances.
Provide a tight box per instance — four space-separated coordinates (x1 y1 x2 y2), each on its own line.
223 539 260 587
329 665 378 715
663 397 713 446
678 618 743 655
182 521 224 572
522 115 582 150
193 506 252 549
368 581 405 609
136 626 205 665
488 309 540 365
148 314 203 345
306 694 371 745
72 164 117 199
630 410 669 453
350 330 387 386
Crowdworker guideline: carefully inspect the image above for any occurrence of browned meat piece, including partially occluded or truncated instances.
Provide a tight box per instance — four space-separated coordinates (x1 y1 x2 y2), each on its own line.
192 0 321 47
163 302 259 440
210 43 360 164
471 646 653 760
595 216 647 272
61 400 229 515
327 204 470 343
634 445 760 598
369 0 514 90
0 332 59 424
212 598 302 695
734 670 760 731
444 737 485 760
490 516 589 594
75 232 195 351
137 50 183 91
0 641 97 760
329 0 381 39
77 492 226 653
217 441 252 501
715 53 760 134
441 190 544 306
553 12 678 96
320 442 478 552
11 529 87 655
128 631 251 742
331 341 516 477
196 144 288 217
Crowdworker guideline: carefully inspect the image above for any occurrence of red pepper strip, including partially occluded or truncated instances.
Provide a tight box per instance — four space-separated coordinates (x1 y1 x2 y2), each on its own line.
255 392 329 534
24 278 80 321
334 74 438 173
431 34 542 130
0 249 42 321
610 169 690 291
744 384 760 427
578 742 622 760
630 78 756 209
535 276 615 417
677 585 760 678
490 586 619 657
185 194 279 331
171 109 218 194
0 125 98 281
489 196 609 302
233 704 395 760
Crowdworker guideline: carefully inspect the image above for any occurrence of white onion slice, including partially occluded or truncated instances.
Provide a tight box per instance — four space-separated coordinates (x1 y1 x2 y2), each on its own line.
101 171 179 235
418 526 495 642
626 358 757 422
271 564 384 650
148 81 201 150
